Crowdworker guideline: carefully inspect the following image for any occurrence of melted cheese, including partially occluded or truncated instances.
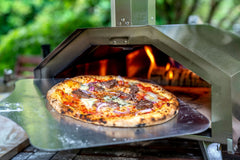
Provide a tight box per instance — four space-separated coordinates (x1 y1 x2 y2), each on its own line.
64 87 73 94
114 98 131 107
144 92 159 102
104 96 131 107
81 98 97 110
80 84 89 90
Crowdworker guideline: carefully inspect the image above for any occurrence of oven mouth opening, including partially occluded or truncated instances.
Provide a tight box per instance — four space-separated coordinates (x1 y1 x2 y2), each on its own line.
54 44 212 137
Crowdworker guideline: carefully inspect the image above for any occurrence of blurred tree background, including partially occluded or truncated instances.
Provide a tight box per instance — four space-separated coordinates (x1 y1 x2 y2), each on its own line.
0 0 240 76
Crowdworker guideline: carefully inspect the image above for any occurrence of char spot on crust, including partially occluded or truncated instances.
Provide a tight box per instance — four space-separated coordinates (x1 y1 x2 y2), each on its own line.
158 115 166 121
80 114 83 119
81 114 92 121
80 114 90 120
136 123 146 127
68 108 73 113
61 110 65 114
174 110 178 115
99 118 107 124
140 118 145 123
151 117 156 122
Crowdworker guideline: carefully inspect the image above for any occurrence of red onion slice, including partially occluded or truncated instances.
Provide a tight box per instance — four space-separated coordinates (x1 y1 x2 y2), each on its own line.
89 86 95 91
96 102 108 112
135 108 152 115
117 75 124 85
113 107 130 114
81 90 91 94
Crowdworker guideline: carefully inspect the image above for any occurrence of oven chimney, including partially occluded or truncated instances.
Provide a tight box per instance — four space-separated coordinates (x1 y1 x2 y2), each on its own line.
111 0 156 26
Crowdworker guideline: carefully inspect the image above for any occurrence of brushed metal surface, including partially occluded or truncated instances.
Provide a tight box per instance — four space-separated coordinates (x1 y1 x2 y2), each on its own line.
111 0 156 26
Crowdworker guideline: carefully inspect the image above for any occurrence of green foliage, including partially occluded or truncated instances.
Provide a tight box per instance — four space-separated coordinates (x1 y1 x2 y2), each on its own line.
0 0 110 75
0 0 239 76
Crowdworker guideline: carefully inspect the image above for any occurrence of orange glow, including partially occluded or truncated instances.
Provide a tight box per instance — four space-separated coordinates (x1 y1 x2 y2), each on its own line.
144 46 156 66
165 63 171 71
126 50 141 77
85 63 89 74
127 50 140 61
144 46 157 79
169 70 173 80
99 59 108 76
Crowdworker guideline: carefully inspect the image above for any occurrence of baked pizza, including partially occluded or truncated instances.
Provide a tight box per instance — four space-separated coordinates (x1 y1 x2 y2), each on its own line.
47 75 179 127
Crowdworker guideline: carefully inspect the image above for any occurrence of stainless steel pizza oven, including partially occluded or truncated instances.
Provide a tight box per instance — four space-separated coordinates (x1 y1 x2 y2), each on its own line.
34 23 240 153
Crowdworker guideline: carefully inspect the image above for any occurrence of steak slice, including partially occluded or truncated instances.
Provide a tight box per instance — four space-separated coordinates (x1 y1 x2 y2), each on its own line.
101 79 118 89
136 100 153 110
72 89 92 98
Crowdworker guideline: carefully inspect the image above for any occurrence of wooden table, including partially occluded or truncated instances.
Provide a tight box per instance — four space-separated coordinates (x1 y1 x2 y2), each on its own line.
9 138 240 160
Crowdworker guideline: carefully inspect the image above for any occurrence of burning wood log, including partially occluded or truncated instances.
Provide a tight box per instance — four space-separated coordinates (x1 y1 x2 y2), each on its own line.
151 67 210 87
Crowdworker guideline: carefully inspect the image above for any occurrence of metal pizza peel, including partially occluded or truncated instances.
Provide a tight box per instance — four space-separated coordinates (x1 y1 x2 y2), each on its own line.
0 79 210 151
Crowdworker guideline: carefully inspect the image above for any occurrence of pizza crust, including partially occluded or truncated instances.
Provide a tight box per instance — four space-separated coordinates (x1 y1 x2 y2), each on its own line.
47 75 179 127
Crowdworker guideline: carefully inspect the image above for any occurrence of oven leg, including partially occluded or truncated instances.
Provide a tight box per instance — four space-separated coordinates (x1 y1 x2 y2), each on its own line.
199 141 223 160
227 138 237 154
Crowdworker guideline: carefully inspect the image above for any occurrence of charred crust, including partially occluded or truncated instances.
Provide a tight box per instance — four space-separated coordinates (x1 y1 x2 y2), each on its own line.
136 123 146 127
79 114 93 121
85 117 91 121
80 114 83 119
99 118 107 124
151 117 156 122
174 110 178 115
158 115 166 121
67 108 73 113
80 114 89 120
61 110 65 114
140 118 145 123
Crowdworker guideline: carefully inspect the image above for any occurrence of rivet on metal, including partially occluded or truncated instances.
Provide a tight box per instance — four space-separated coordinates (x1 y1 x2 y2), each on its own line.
121 17 125 22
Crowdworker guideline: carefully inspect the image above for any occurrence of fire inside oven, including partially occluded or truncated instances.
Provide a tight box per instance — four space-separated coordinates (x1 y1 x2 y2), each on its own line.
54 44 212 130
55 45 209 86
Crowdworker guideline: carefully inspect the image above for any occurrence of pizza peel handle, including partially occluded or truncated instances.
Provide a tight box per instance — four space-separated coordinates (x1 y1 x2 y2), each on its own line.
0 79 210 151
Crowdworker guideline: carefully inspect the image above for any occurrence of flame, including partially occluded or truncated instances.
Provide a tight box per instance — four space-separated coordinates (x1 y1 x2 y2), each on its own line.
126 50 141 77
127 50 140 60
144 46 157 79
99 59 108 76
165 63 171 71
168 70 173 80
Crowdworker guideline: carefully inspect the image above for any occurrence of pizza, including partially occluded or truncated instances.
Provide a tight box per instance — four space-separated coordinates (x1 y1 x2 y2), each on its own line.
47 75 179 127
